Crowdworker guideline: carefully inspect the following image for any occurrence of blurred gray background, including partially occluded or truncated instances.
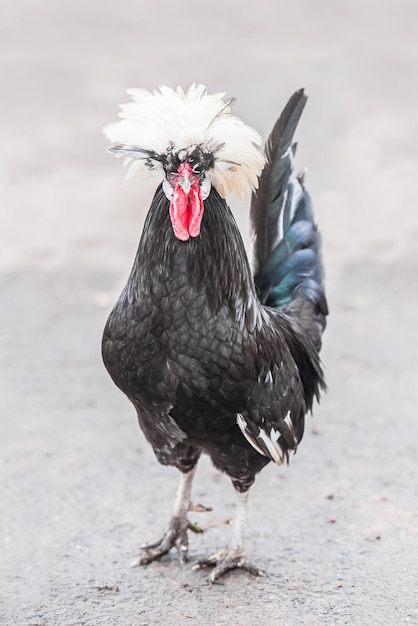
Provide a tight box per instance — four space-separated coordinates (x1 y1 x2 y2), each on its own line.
1 1 418 624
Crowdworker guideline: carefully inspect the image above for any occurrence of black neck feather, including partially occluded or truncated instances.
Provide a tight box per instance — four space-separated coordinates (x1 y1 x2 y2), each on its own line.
128 186 255 311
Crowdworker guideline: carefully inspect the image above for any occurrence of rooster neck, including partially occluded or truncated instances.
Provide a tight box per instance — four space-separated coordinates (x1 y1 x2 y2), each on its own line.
128 186 256 313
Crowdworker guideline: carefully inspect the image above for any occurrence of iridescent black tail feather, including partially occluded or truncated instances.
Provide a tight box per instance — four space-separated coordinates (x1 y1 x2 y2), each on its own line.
251 90 328 349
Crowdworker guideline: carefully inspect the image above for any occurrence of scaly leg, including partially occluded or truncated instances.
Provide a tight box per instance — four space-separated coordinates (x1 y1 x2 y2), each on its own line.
195 489 265 582
132 466 196 567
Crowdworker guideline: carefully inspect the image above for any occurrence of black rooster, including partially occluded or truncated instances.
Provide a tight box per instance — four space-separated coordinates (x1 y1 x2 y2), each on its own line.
102 85 327 581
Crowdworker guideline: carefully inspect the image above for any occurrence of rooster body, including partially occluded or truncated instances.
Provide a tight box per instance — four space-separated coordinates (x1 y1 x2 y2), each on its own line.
103 86 327 580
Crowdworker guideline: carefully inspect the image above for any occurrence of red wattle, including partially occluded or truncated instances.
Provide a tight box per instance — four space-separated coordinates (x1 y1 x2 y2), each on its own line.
169 185 190 241
188 185 204 237
169 183 204 241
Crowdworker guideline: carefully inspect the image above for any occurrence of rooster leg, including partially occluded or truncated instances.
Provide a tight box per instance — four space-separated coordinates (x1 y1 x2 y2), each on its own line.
195 489 265 582
132 466 196 567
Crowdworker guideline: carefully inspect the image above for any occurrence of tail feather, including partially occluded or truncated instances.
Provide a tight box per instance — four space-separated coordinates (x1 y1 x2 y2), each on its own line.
251 89 308 274
251 90 328 347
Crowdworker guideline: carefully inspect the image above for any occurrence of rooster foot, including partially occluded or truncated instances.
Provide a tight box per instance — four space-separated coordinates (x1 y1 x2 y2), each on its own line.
131 516 191 567
194 548 265 583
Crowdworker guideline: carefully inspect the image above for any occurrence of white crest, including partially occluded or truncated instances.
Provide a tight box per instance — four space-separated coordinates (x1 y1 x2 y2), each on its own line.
103 84 265 199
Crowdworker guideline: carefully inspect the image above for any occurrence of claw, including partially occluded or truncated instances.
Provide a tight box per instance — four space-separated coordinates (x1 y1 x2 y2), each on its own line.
132 516 189 567
189 502 212 513
194 549 265 582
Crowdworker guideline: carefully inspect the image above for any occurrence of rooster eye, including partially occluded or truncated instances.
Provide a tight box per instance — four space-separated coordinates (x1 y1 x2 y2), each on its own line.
165 171 177 185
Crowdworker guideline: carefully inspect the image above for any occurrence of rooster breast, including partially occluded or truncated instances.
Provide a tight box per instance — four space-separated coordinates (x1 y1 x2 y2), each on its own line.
103 261 256 442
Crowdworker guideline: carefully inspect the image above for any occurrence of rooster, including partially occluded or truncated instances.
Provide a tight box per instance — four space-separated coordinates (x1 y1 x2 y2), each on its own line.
102 85 328 582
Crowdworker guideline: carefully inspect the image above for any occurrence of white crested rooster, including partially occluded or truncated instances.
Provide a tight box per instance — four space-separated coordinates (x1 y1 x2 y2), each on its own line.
102 84 328 582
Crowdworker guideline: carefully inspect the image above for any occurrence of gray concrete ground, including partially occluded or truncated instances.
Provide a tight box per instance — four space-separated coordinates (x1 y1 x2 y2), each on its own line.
1 1 418 624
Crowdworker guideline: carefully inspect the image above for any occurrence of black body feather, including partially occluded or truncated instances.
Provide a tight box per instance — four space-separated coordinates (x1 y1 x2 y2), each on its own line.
103 91 327 491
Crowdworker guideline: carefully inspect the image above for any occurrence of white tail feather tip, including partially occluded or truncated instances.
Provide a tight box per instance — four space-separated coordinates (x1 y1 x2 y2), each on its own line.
237 414 284 465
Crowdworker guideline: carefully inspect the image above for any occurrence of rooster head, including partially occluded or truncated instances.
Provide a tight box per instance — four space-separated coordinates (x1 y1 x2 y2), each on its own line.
104 84 265 241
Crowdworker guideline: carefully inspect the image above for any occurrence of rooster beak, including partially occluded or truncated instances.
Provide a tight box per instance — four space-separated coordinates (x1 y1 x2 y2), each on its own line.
179 175 192 194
